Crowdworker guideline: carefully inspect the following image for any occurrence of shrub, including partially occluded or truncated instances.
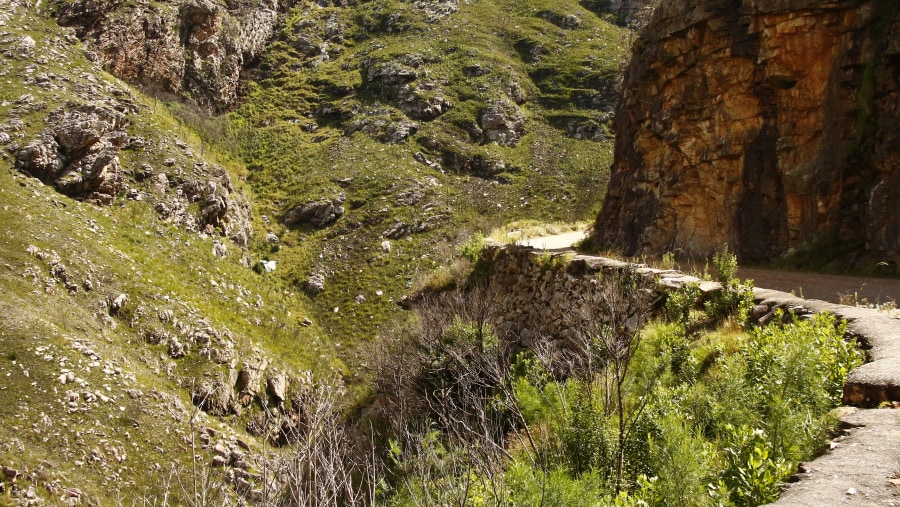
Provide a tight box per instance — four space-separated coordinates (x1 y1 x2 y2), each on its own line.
706 312 863 505
457 233 487 264
636 412 716 507
506 460 608 507
562 385 615 476
718 425 793 506
705 246 754 324
665 281 701 328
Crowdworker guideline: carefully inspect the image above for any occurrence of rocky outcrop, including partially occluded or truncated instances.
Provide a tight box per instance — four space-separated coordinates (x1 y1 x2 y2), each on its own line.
148 158 252 246
594 0 900 268
2 7 252 245
344 108 419 144
480 101 526 147
582 0 656 26
283 194 345 228
361 55 452 121
52 0 298 110
16 103 129 204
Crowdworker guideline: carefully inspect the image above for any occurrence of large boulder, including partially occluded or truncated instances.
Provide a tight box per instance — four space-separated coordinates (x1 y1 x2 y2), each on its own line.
283 194 346 228
16 104 127 204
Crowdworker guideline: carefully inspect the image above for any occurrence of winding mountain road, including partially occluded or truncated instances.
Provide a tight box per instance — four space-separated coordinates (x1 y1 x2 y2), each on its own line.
520 231 900 306
738 267 900 306
519 231 588 251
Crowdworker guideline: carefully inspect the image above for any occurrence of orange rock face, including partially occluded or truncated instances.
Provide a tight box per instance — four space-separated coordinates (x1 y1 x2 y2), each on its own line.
595 0 900 268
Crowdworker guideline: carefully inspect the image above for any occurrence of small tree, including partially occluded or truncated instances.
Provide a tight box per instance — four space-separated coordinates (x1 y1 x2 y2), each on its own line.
559 268 659 492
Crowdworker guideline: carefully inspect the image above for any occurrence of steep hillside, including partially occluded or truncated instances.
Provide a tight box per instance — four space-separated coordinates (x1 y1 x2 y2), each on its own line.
49 0 633 350
593 0 900 271
229 0 629 348
0 0 634 503
0 2 343 504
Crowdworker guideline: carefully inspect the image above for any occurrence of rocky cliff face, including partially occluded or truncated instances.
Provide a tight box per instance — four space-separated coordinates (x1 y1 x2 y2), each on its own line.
594 0 900 268
53 0 299 111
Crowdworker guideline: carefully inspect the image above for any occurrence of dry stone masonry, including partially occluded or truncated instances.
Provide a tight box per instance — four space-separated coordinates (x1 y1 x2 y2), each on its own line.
481 243 718 348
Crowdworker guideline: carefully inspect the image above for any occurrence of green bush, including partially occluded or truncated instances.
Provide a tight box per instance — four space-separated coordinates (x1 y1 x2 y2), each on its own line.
497 312 860 506
636 412 716 507
705 246 754 324
457 233 487 264
718 424 793 506
666 281 701 328
562 386 615 476
506 460 609 507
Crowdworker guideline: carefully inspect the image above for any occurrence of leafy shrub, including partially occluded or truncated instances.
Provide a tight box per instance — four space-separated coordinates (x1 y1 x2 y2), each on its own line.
457 233 487 264
659 325 696 382
636 412 716 507
704 312 864 505
500 311 860 506
506 460 609 507
705 246 754 324
562 386 615 476
718 425 793 506
665 281 701 328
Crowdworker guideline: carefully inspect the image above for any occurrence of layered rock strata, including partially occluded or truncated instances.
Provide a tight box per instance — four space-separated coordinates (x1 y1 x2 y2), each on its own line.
594 0 900 267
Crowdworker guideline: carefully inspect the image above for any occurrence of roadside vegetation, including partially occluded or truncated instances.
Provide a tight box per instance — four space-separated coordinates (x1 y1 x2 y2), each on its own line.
149 247 859 507
365 248 864 506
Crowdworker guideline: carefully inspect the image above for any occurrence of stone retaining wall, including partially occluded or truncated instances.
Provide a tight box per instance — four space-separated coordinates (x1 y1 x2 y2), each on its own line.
481 243 900 407
482 243 717 347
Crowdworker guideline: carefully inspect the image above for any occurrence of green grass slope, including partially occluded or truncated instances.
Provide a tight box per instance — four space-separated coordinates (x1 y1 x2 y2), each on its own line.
221 0 627 354
0 4 342 503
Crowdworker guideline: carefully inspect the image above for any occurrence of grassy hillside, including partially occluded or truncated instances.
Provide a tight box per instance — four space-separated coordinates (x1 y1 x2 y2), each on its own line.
0 0 627 502
0 4 343 503
220 0 627 354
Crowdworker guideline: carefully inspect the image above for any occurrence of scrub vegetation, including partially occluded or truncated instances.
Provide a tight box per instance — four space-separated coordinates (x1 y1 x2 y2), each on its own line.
367 249 864 506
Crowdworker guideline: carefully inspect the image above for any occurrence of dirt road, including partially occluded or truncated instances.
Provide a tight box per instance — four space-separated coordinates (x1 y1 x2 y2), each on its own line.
519 232 900 305
738 267 900 306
